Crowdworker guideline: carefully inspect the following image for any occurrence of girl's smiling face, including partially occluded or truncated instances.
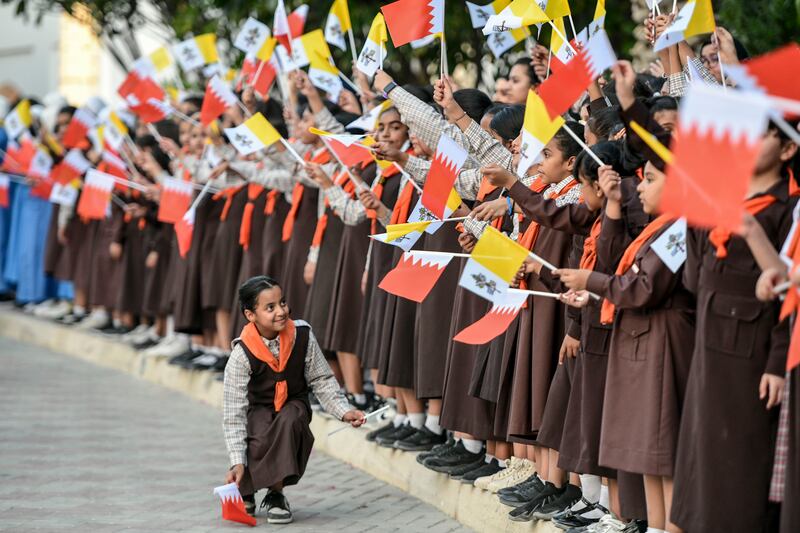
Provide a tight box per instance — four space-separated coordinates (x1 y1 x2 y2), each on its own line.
637 161 666 214
376 108 409 151
244 286 289 337
537 137 576 185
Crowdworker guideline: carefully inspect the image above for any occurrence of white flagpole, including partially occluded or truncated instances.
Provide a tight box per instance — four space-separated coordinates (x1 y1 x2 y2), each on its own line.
561 123 605 167
280 138 306 165
327 404 392 436
319 137 368 192
347 27 359 66
547 19 576 55
567 14 578 41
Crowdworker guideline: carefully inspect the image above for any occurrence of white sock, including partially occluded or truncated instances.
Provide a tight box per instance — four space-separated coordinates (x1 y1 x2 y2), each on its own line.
599 483 610 509
353 393 366 405
407 412 425 429
73 305 85 316
393 414 407 428
498 459 507 467
485 454 496 464
579 474 602 504
647 529 666 533
462 438 483 454
424 414 442 435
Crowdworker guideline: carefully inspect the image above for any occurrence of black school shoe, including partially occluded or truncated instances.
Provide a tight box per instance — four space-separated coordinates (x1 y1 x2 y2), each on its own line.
532 483 582 520
498 472 546 506
508 481 561 522
448 456 490 479
260 490 292 524
242 493 256 516
552 499 608 530
394 426 447 451
415 435 455 464
423 440 484 473
376 424 416 447
459 458 503 484
168 349 202 366
366 421 395 442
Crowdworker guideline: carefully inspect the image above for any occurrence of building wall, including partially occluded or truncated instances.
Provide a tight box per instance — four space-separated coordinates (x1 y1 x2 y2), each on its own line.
0 4 61 100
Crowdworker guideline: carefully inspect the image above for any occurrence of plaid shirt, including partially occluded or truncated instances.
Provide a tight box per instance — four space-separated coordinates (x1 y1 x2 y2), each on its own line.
665 57 720 97
769 371 791 502
390 86 465 152
222 321 352 467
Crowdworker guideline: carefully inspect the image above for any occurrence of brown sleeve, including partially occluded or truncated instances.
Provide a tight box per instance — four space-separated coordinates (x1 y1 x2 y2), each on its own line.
620 99 670 171
766 313 789 376
508 180 596 235
596 216 630 274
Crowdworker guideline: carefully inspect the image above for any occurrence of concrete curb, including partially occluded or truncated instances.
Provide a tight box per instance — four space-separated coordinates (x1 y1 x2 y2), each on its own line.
0 309 558 533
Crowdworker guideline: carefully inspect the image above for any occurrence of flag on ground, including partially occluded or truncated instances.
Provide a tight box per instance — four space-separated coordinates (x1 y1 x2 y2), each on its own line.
213 483 257 527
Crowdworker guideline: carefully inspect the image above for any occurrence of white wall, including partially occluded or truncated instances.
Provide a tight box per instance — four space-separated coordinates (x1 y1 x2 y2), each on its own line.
0 4 61 100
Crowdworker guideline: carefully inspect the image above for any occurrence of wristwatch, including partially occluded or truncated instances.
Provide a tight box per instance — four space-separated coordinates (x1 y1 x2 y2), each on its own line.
382 81 398 99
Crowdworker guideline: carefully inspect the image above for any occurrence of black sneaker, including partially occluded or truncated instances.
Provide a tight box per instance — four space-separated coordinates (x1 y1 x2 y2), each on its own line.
365 392 387 413
447 456 489 479
133 337 160 350
423 440 484 472
59 312 85 325
394 426 447 451
346 392 370 411
260 490 292 524
459 458 503 484
552 499 608 530
168 349 201 366
498 471 541 495
533 483 583 520
366 421 396 442
376 424 416 447
416 435 455 464
242 493 256 516
508 481 561 522
498 472 546 507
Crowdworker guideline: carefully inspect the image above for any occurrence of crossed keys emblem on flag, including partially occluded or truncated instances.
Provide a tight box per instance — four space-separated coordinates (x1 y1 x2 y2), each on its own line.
666 231 686 257
234 134 253 149
328 23 343 40
475 8 490 23
491 33 506 47
360 49 377 65
472 273 500 295
492 21 510 33
564 47 575 60
243 28 262 48
416 206 437 221
181 47 197 62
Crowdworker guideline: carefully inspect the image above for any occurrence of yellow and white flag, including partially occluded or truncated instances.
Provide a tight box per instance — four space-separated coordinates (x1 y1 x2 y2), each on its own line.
103 112 129 152
234 17 272 55
309 60 343 102
482 0 549 35
347 101 392 132
589 0 606 36
291 29 334 69
3 99 31 139
466 0 511 28
654 0 715 52
224 113 282 155
356 13 388 77
173 33 219 71
325 0 352 51
459 226 530 303
550 17 575 64
517 90 565 177
543 0 571 19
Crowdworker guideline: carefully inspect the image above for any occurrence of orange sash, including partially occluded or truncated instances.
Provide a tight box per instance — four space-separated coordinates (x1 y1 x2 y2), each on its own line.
390 180 415 225
708 195 776 259
264 189 279 215
579 217 603 270
281 149 330 241
215 185 245 221
239 184 264 250
367 164 402 232
240 321 297 412
600 213 674 324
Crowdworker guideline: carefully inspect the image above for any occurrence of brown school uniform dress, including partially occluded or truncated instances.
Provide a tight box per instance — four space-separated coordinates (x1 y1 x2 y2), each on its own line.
67 215 94 293
89 204 123 310
584 214 695 477
238 325 314 495
43 205 65 279
325 174 373 354
199 194 224 313
439 186 506 441
281 151 329 318
261 190 291 278
672 180 794 533
231 185 268 338
377 181 420 389
208 184 247 312
114 208 149 315
142 221 172 318
356 164 403 370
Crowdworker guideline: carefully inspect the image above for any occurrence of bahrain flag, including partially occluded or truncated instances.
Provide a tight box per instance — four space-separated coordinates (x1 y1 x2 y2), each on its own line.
158 177 195 224
63 107 97 149
379 250 454 302
213 483 256 527
77 170 115 220
381 0 444 48
422 135 468 219
174 207 196 258
454 288 528 344
200 75 239 126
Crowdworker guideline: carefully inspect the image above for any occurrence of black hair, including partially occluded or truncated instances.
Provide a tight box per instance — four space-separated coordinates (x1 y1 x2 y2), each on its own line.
575 141 624 183
490 104 525 143
511 57 540 86
633 74 657 99
136 135 172 172
453 89 493 124
587 106 623 141
153 119 181 144
239 275 281 318
769 118 800 182
403 84 435 104
700 37 750 62
335 110 362 134
257 98 289 139
483 102 508 119
58 105 77 118
182 96 204 114
553 121 584 160
648 95 678 116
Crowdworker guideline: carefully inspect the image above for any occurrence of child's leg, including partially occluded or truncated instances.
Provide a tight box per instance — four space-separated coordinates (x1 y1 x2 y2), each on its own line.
662 476 682 533
608 478 622 517
216 309 231 348
643 474 666 530
513 442 527 459
425 398 443 434
399 388 425 428
494 441 512 461
547 448 566 487
336 351 364 395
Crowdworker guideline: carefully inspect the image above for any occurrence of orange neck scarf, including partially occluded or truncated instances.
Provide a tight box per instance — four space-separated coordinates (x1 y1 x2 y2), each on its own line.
240 320 296 412
580 216 603 270
239 184 264 250
264 189 280 215
216 185 245 221
600 213 674 324
708 195 776 259
367 164 403 232
281 183 305 242
390 181 415 225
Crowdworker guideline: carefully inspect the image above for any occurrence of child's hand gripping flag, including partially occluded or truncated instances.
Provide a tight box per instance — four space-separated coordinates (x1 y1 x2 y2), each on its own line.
458 225 530 303
213 483 256 527
224 113 282 156
654 0 715 52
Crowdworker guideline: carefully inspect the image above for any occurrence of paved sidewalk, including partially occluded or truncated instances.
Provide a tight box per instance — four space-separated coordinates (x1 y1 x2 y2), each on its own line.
0 337 471 532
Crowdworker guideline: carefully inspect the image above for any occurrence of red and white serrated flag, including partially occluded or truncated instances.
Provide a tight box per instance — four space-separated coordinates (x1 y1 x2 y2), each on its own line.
125 78 168 123
309 127 373 167
381 0 444 48
63 107 97 149
52 149 91 184
660 83 771 231
200 75 239 126
378 250 455 302
537 28 616 120
174 207 196 258
213 483 256 527
0 174 9 208
239 54 278 97
725 43 800 109
422 135 468 219
453 287 528 344
273 0 294 55
77 169 115 220
158 177 194 224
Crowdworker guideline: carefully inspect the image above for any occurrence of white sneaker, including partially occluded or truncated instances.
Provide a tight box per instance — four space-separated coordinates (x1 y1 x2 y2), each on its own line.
121 324 150 343
75 309 110 330
40 300 72 320
586 514 628 532
142 335 190 358
487 458 535 493
475 457 518 490
23 302 37 314
33 299 57 317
